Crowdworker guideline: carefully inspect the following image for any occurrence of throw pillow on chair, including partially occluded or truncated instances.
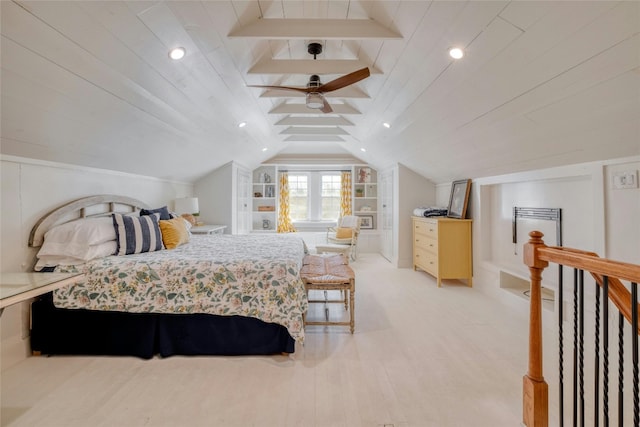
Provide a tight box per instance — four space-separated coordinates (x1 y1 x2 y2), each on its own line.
335 227 353 239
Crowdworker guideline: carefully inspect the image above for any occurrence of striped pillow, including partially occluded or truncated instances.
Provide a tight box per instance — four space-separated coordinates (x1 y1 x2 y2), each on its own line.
112 213 164 255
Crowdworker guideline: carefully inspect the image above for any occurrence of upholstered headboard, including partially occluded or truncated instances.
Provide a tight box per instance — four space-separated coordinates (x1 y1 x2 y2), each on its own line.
29 195 150 248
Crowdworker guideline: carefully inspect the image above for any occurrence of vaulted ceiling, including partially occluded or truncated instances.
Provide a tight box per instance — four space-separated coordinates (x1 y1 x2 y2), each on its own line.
1 1 638 183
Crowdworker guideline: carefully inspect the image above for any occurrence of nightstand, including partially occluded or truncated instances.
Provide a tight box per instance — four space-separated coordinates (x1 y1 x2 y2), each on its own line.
190 224 227 235
0 272 84 314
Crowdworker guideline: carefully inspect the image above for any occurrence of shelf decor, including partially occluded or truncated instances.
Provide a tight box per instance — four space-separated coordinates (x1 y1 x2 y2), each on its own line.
357 167 371 183
360 215 374 229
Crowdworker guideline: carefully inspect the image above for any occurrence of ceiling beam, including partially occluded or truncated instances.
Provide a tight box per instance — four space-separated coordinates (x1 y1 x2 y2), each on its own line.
283 135 346 142
280 126 349 135
228 19 403 40
269 103 361 115
259 86 369 98
275 117 354 126
248 60 380 75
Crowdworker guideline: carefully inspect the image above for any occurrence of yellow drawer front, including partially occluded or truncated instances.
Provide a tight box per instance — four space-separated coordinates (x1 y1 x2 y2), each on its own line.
417 236 438 254
415 247 438 275
414 220 438 239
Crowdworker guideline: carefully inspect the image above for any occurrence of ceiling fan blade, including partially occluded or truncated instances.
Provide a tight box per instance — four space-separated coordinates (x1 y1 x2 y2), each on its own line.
321 96 333 114
247 85 310 93
317 67 370 93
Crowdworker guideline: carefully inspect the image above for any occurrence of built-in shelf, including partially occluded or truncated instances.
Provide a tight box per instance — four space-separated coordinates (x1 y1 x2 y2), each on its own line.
500 270 555 312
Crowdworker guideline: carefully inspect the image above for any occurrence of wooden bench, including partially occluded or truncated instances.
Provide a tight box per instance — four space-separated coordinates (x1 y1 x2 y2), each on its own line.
300 254 355 333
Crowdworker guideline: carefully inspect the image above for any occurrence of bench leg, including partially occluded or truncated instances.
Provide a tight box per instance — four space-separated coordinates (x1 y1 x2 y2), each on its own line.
349 281 355 334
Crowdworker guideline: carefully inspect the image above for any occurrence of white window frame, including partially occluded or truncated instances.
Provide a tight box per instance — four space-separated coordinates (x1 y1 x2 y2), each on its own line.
288 171 343 222
287 172 310 221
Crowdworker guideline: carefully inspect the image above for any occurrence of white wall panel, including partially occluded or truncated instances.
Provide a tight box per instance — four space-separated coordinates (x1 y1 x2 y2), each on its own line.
0 155 193 370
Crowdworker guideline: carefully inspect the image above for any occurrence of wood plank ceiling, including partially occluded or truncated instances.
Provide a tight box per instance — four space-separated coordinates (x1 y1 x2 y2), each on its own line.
1 1 638 183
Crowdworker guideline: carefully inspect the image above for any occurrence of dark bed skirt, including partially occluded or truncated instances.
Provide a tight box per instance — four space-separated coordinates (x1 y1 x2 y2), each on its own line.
31 294 295 359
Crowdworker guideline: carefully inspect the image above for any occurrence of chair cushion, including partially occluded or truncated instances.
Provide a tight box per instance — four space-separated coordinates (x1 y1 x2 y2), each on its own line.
335 227 353 239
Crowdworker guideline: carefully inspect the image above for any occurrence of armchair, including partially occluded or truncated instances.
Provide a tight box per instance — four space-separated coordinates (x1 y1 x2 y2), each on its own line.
317 215 361 261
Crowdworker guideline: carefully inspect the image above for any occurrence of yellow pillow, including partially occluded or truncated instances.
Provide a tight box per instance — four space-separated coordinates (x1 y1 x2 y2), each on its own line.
159 217 190 249
335 227 353 239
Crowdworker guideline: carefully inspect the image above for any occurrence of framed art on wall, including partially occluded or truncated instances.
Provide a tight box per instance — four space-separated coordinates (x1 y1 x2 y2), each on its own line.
359 215 374 229
447 179 471 219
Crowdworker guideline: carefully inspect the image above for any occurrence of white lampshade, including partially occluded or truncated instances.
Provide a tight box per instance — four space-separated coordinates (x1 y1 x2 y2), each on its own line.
174 197 199 214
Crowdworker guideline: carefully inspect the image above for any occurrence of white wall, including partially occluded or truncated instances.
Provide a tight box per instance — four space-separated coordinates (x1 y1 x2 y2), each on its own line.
0 155 193 370
396 164 436 268
195 161 234 232
604 160 640 264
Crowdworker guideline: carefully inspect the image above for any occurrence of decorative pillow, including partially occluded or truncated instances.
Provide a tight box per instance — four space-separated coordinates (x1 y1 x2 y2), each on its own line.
112 213 163 255
35 241 117 270
159 217 190 249
42 217 116 245
335 227 353 239
140 206 171 220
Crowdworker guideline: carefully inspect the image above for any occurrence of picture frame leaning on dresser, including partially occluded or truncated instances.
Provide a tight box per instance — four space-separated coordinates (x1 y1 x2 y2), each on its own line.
447 179 471 219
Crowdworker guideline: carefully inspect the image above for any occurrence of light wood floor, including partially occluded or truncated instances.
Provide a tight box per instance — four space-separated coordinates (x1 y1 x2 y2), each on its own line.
1 253 543 427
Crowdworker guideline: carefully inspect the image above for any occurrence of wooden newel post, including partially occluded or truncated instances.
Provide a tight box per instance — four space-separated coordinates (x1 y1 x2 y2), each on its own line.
522 231 549 427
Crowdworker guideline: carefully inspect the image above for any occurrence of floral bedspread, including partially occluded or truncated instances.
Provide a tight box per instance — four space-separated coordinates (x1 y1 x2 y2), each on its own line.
53 234 309 341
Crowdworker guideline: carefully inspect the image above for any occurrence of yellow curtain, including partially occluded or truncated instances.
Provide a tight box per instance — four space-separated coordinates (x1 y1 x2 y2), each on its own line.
340 171 352 217
277 172 297 233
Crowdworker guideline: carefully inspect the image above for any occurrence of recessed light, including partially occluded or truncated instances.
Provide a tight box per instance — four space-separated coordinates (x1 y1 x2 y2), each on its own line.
360 148 367 152
383 122 391 129
449 47 464 59
169 47 186 60
262 147 268 152
238 121 247 128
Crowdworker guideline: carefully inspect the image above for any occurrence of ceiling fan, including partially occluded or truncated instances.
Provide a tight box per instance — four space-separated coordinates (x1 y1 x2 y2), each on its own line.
248 43 370 114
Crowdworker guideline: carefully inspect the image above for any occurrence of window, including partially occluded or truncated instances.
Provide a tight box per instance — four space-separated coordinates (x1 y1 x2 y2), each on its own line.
287 171 343 221
321 174 341 220
288 174 308 221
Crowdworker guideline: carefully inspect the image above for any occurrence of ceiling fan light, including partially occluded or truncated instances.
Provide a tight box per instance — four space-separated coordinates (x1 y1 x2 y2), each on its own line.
306 93 324 109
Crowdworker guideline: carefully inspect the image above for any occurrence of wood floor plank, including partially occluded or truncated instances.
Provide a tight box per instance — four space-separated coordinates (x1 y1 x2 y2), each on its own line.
1 253 541 426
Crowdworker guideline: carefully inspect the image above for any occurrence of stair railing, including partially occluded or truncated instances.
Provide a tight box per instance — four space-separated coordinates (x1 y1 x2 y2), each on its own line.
522 231 639 427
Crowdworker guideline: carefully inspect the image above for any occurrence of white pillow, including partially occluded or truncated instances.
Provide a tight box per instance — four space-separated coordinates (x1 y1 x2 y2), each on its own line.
35 240 117 270
43 217 116 245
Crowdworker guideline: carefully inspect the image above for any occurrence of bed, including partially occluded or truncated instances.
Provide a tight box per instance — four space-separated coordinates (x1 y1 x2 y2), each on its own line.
29 195 308 358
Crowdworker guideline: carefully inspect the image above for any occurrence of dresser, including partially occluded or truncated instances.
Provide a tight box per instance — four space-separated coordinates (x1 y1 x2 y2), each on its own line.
412 216 473 287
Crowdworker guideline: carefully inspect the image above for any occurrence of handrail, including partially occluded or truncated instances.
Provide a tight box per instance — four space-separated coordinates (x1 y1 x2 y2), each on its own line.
522 230 640 427
537 246 640 284
536 246 640 335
